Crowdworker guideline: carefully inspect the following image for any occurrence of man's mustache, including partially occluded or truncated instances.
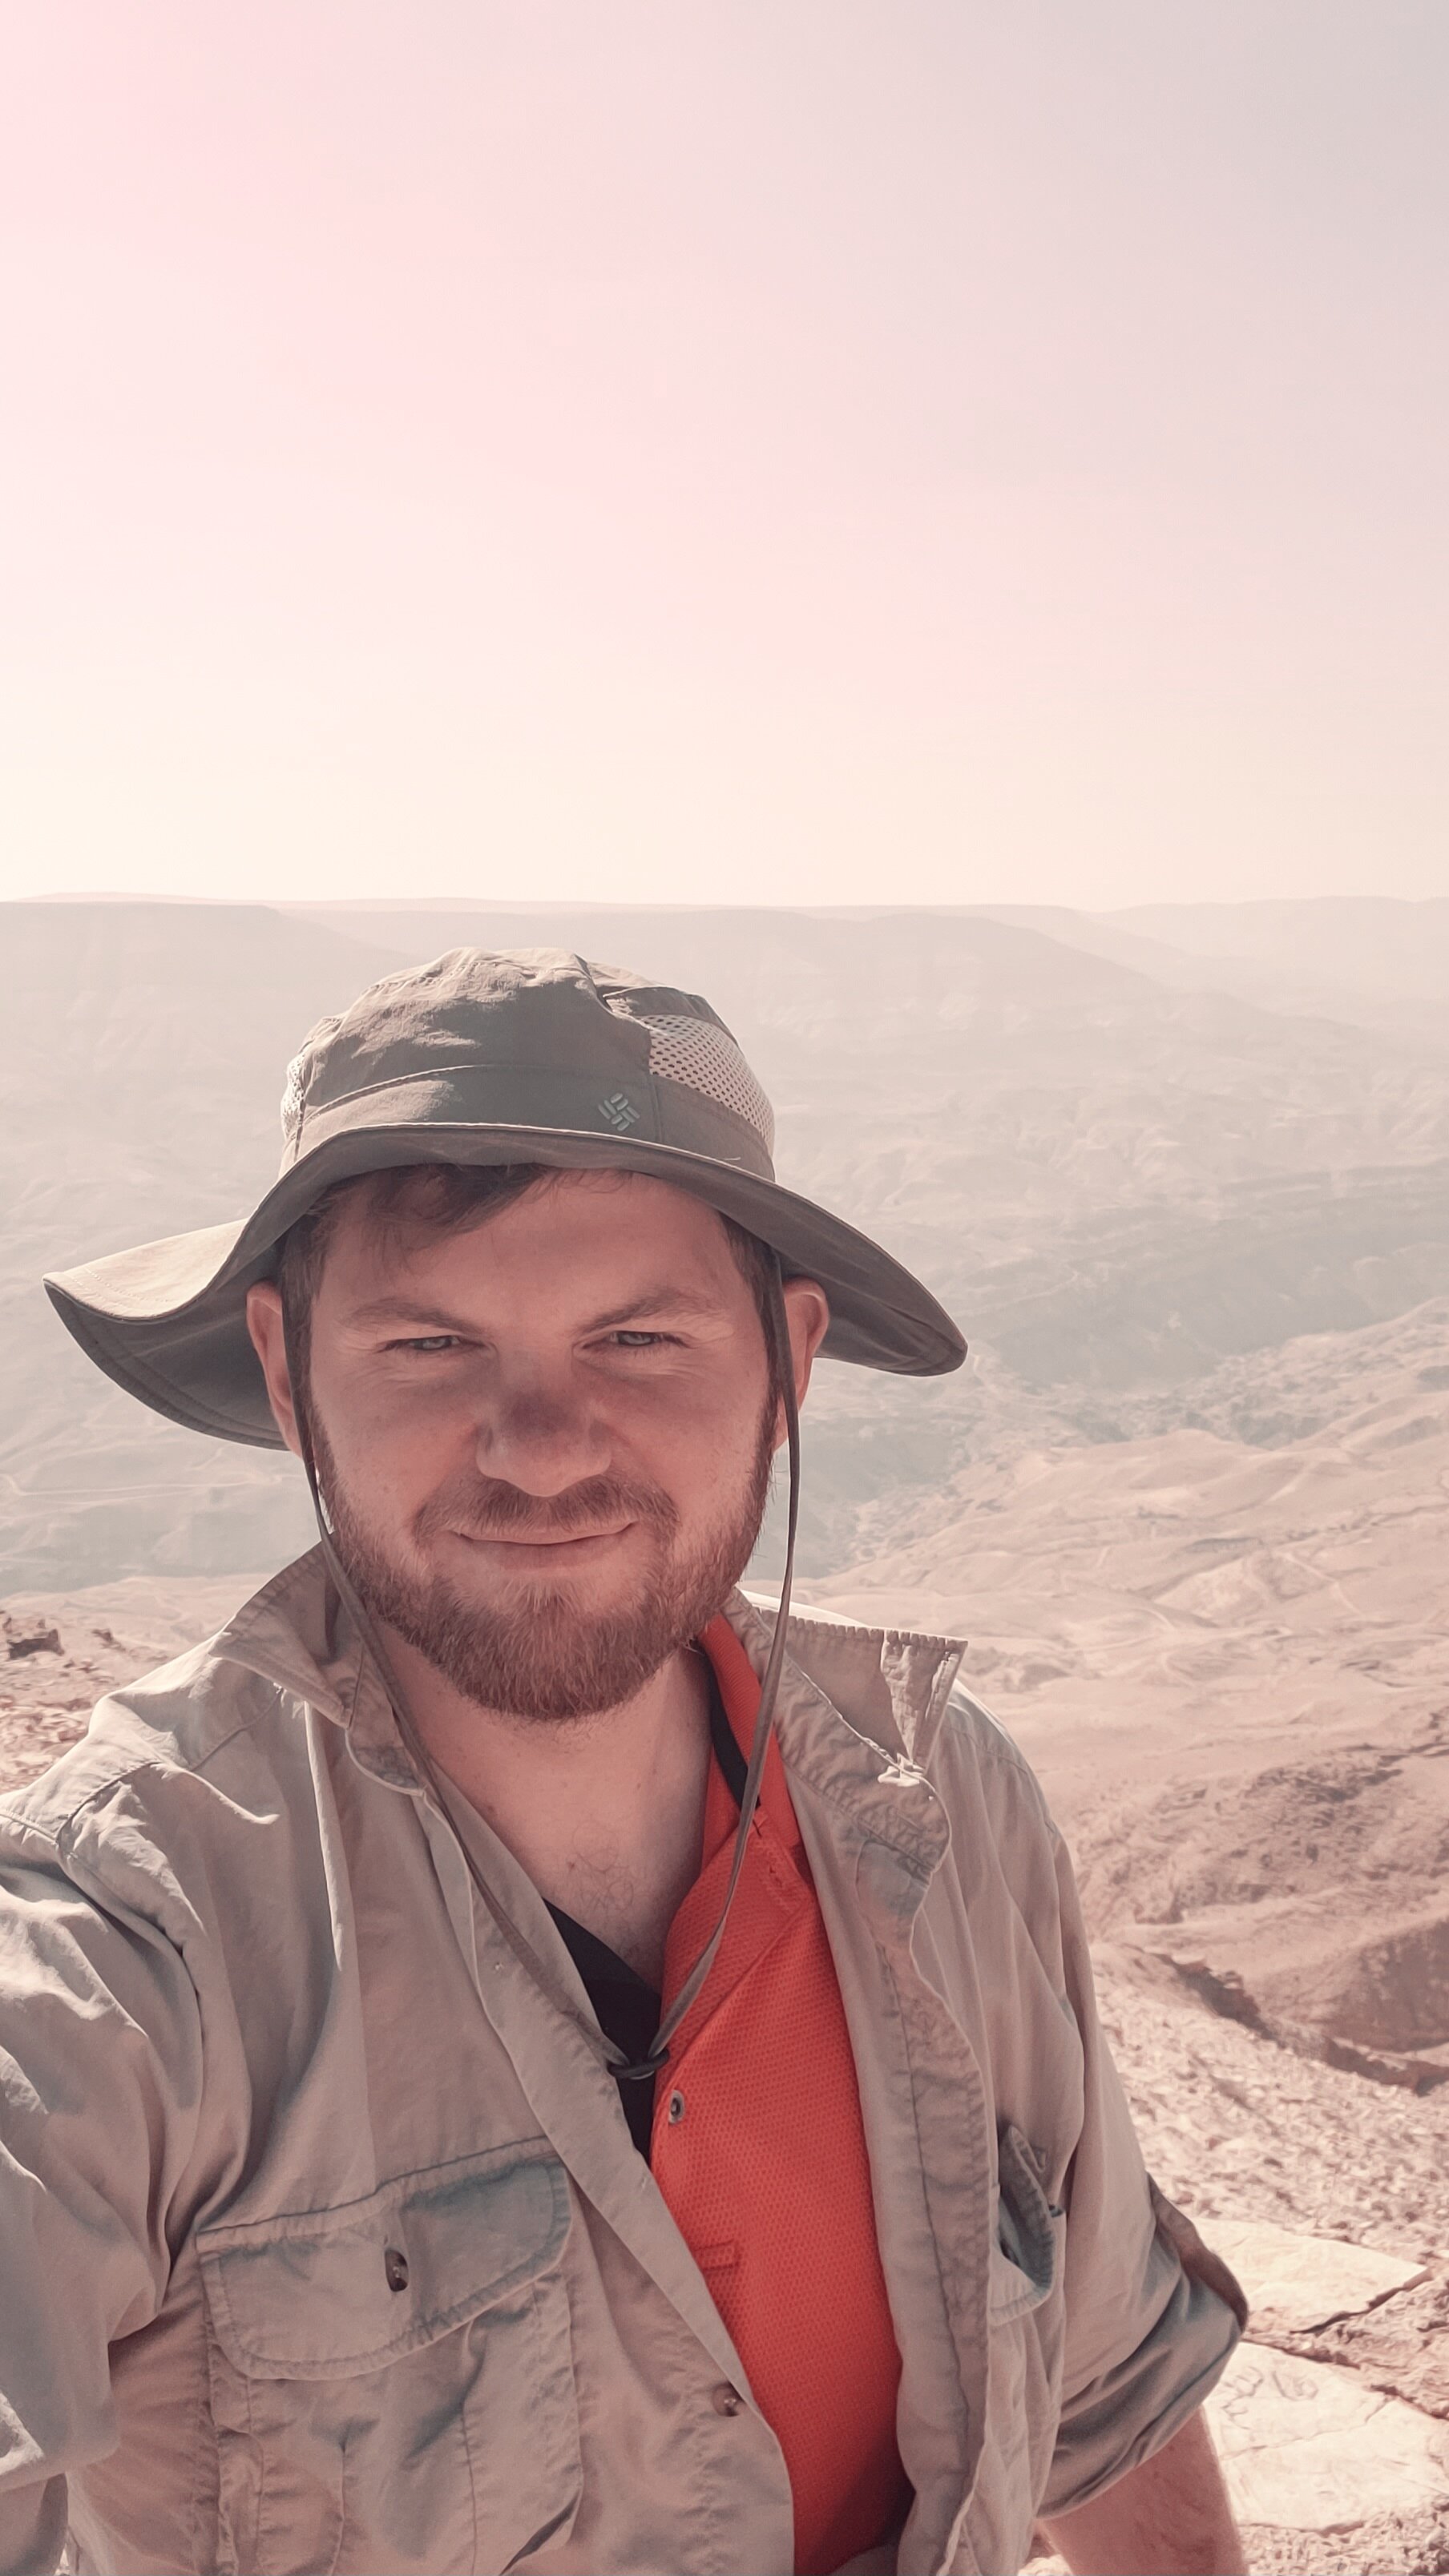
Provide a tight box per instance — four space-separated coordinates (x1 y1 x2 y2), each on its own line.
413 1472 679 1545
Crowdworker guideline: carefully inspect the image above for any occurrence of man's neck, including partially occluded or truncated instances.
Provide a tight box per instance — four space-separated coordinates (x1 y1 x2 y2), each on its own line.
381 1630 715 1985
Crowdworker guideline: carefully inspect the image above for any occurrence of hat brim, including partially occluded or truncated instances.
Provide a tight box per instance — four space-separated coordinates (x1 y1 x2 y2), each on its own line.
46 1122 966 1447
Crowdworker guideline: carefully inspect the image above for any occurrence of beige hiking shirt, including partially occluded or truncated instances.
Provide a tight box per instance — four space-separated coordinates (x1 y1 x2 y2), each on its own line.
0 1554 1237 2576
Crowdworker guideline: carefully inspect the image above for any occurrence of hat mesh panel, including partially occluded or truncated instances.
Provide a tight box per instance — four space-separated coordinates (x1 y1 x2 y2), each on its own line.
280 1054 305 1147
627 1013 775 1155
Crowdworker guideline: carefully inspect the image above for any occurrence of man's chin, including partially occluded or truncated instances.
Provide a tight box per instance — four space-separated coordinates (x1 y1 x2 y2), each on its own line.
420 1555 651 1630
398 1586 700 1723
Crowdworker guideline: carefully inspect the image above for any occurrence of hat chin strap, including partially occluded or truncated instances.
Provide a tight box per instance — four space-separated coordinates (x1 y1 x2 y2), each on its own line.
281 1260 801 2087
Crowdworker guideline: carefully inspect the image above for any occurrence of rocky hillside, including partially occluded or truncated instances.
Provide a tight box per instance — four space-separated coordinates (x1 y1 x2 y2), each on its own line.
814 1301 1449 1772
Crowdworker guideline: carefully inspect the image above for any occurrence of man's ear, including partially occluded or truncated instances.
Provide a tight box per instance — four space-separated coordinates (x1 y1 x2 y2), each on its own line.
775 1277 830 1448
245 1281 305 1461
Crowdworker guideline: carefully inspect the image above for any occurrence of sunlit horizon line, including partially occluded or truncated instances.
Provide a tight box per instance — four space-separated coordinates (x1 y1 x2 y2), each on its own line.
7 889 1447 918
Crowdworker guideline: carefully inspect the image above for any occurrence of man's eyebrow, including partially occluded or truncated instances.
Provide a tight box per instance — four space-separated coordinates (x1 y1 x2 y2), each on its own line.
341 1287 727 1335
342 1297 478 1333
582 1288 727 1331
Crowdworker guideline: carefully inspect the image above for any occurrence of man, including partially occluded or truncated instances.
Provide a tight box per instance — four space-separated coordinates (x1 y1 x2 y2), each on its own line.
2 947 1245 2576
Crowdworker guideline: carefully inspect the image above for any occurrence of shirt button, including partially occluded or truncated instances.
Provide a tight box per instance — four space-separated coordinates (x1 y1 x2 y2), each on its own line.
667 2090 686 2125
383 2247 410 2293
711 2382 743 2417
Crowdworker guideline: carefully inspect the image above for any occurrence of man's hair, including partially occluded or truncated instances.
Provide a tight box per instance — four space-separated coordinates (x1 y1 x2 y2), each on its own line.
275 1161 783 1406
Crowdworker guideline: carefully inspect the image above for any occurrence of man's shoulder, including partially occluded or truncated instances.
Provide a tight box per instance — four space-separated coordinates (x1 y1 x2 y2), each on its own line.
0 1558 337 1856
938 1679 1054 1807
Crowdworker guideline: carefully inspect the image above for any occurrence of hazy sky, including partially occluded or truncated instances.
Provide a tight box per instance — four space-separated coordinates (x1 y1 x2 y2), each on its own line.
3 3 1446 911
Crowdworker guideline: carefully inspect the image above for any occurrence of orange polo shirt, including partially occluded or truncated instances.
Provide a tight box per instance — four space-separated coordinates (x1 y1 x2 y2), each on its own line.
652 1616 911 2576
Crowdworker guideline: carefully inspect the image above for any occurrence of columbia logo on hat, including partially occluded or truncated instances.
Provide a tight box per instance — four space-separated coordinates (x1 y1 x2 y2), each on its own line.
598 1092 641 1131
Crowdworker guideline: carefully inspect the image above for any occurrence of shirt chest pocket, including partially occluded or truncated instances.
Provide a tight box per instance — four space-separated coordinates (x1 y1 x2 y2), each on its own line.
989 2123 1063 2328
198 2143 579 2576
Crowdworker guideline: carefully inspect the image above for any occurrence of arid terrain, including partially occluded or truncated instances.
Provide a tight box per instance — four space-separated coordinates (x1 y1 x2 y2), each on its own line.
5 893 1449 2568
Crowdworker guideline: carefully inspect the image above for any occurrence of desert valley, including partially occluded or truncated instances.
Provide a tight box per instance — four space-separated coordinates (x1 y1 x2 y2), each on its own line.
5 891 1449 2570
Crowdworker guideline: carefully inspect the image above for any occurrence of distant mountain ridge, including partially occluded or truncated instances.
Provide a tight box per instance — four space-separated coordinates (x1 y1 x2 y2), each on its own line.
980 896 1449 1044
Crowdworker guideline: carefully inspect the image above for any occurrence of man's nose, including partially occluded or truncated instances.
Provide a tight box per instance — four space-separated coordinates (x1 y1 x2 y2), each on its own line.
473 1378 609 1498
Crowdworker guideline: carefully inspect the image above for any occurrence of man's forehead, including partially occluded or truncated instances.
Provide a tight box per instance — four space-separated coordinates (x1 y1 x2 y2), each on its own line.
326 1167 740 1296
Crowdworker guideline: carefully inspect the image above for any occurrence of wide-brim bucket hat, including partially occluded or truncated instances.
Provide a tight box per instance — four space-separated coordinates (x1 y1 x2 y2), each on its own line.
46 946 966 1445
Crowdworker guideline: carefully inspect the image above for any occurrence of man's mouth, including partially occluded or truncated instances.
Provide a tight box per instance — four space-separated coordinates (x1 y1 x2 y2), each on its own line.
445 1522 637 1566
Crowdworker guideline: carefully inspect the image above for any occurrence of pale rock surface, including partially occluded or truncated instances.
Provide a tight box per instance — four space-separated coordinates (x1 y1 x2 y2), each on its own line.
1205 2218 1427 2336
1208 2344 1449 2531
1271 2264 1449 2425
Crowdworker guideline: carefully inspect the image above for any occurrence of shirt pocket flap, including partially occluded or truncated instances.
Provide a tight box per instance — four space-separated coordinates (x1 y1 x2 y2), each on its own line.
990 2122 1063 2324
198 2143 570 2380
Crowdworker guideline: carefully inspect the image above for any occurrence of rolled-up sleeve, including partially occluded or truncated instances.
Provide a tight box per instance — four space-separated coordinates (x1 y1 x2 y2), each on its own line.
0 1816 202 2576
1039 1824 1242 2518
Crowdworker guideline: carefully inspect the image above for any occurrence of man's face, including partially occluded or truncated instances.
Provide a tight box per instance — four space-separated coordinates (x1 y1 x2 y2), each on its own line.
248 1171 826 1721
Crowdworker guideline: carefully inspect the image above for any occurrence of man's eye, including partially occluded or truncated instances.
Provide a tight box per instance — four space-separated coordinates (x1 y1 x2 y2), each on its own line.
388 1335 462 1353
607 1330 672 1349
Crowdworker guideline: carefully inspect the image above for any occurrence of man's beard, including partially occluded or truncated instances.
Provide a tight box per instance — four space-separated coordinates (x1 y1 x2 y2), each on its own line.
310 1405 776 1722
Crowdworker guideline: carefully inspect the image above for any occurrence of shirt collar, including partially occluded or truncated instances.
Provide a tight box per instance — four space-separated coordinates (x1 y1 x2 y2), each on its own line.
208 1550 968 1844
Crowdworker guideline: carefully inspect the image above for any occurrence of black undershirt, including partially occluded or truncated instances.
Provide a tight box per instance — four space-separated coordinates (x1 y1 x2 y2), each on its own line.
547 1672 748 2161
